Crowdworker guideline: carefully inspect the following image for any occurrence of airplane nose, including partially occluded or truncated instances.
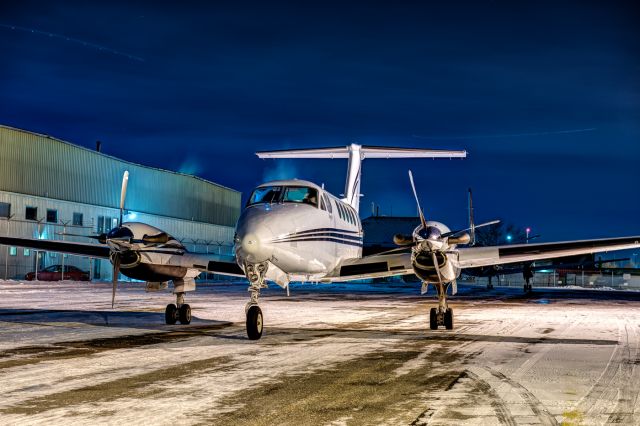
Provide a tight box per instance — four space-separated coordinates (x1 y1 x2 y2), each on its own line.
235 206 276 263
236 232 273 263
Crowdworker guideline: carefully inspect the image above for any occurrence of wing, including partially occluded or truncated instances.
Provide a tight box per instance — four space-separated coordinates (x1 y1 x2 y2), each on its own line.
0 236 111 258
320 252 413 282
203 260 246 277
456 236 640 269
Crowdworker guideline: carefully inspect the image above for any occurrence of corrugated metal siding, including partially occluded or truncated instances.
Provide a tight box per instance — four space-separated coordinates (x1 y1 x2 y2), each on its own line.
0 126 241 226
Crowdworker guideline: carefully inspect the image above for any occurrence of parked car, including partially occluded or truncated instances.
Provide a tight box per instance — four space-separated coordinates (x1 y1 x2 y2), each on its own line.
25 265 90 281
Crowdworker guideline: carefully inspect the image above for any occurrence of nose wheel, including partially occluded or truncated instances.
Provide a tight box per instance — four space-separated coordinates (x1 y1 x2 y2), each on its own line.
165 292 191 325
246 305 263 340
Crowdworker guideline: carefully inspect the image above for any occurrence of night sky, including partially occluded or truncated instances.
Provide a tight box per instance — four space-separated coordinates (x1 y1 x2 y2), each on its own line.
1 1 639 240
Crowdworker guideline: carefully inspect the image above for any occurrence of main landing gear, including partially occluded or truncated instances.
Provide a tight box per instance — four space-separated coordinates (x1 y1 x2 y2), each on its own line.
428 282 454 330
165 292 191 325
245 261 269 340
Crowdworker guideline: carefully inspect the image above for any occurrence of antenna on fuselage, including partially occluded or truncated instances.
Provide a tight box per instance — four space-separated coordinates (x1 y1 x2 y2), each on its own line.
256 144 467 213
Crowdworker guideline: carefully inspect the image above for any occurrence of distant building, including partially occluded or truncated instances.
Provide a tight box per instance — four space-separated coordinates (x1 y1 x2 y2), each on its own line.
362 215 420 255
0 125 241 280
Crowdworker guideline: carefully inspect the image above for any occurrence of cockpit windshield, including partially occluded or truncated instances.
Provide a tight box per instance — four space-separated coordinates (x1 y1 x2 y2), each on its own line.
248 186 284 205
248 186 319 207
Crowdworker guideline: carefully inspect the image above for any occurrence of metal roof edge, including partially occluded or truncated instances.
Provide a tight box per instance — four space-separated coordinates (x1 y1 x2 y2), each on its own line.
0 124 241 195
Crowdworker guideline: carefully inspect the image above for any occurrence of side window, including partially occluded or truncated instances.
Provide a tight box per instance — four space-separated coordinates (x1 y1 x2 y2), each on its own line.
323 194 333 213
72 212 83 226
320 196 327 211
46 209 58 223
347 208 354 225
0 202 10 218
25 206 37 221
337 203 344 221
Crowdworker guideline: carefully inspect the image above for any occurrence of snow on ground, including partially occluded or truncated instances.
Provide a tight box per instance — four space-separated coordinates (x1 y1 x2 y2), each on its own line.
0 279 639 425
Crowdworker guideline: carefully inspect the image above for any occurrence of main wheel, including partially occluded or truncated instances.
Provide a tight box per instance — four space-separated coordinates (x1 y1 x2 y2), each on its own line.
178 304 191 324
444 308 454 330
165 304 177 325
246 305 263 340
429 307 438 330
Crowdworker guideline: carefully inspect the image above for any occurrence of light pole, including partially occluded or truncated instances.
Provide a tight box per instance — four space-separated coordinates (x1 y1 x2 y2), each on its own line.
526 227 531 244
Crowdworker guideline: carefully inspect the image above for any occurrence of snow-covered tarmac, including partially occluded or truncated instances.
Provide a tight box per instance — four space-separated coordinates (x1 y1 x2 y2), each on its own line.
0 280 638 425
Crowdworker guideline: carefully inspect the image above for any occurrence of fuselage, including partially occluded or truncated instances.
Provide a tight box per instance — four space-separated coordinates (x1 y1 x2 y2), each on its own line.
235 180 363 282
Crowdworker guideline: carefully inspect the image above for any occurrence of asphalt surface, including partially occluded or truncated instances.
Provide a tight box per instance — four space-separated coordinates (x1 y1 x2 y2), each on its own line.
0 280 638 425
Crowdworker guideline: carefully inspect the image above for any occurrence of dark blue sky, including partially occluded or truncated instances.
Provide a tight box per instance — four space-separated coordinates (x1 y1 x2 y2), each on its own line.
1 1 638 240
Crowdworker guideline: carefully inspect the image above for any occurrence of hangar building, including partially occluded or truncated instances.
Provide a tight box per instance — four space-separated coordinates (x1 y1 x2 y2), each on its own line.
0 125 241 281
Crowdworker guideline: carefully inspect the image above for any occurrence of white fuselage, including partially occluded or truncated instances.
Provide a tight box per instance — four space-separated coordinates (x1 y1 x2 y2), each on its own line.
234 180 362 285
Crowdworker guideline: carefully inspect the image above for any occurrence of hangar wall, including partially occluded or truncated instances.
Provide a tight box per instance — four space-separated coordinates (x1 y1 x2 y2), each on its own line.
0 125 241 280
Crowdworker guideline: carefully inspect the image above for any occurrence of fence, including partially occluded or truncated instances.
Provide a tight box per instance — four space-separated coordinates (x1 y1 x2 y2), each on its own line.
463 271 640 291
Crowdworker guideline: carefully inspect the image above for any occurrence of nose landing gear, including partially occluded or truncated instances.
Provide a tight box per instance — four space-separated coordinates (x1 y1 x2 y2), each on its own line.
427 282 454 330
245 261 269 340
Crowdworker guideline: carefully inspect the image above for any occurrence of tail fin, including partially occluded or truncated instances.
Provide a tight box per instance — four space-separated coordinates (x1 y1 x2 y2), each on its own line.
257 144 466 213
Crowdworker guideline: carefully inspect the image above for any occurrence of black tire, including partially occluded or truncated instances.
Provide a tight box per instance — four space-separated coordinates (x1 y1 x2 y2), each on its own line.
165 304 177 325
429 307 438 330
178 304 191 325
444 308 454 330
246 305 263 340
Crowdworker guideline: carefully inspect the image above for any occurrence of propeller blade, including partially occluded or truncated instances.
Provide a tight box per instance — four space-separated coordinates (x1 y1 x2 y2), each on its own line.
119 171 129 226
111 254 120 308
393 233 415 246
431 251 443 284
441 220 500 238
141 232 169 244
408 170 427 230
55 232 108 243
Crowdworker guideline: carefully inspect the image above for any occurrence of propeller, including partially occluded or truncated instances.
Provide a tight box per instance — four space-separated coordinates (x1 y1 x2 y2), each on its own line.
119 170 129 226
111 170 129 308
408 170 427 231
442 220 501 239
111 253 120 308
141 232 169 244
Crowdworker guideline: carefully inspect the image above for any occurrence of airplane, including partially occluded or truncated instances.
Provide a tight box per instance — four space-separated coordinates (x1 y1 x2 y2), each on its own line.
3 144 640 341
232 144 640 338
0 171 245 325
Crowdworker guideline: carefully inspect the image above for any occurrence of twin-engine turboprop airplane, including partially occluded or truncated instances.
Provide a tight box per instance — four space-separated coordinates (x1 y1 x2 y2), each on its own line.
233 144 640 339
0 171 244 325
3 144 639 340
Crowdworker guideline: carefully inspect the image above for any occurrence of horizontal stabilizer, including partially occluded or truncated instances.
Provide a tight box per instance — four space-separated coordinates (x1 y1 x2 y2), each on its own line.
257 145 467 159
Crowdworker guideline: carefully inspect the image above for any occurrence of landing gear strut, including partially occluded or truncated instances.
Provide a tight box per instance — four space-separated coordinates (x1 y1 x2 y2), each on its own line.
165 292 191 325
428 282 454 330
245 261 269 340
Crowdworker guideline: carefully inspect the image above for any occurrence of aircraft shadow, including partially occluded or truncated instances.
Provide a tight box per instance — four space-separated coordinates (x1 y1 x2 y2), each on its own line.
257 326 619 346
0 308 231 330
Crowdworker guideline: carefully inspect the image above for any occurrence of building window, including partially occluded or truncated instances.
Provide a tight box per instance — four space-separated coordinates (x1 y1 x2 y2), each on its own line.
49 252 58 258
72 212 83 226
25 206 37 221
97 216 105 233
23 248 30 256
9 247 17 256
46 209 58 223
0 202 10 218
